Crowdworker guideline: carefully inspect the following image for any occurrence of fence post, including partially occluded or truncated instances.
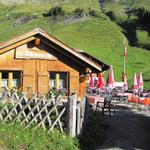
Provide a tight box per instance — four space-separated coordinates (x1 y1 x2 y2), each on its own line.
76 103 81 135
84 97 89 125
67 93 77 137
81 99 85 130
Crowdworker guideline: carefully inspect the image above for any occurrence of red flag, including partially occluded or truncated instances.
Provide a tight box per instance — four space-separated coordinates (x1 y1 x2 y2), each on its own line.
124 45 127 57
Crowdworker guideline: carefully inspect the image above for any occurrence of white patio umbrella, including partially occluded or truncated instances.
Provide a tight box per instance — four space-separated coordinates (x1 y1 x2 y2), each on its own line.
106 65 115 89
122 72 128 91
138 72 144 92
132 73 138 93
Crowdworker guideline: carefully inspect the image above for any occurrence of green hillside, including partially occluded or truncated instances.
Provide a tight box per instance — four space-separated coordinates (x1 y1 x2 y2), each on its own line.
0 0 150 89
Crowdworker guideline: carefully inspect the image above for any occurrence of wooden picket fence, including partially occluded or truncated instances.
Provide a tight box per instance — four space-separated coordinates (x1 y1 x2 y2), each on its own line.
0 90 66 133
0 90 90 137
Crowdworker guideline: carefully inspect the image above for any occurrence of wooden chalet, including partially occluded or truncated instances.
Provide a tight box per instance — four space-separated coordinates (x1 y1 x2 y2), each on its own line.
0 28 109 98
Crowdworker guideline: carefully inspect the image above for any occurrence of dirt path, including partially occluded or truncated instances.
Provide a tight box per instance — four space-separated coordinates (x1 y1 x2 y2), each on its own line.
96 104 150 150
79 103 150 150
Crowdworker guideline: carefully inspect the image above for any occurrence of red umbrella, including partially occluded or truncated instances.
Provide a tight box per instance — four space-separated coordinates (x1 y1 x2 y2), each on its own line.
138 72 144 92
106 65 115 89
122 72 128 91
89 73 94 88
97 73 104 89
132 73 138 93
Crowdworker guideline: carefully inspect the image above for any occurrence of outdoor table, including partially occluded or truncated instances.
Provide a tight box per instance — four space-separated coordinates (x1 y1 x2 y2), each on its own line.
87 96 104 105
137 97 145 104
143 98 150 105
127 94 147 104
116 92 130 102
128 94 139 103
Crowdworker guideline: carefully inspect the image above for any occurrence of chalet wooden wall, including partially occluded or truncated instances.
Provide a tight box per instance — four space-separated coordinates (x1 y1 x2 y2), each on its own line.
0 41 84 97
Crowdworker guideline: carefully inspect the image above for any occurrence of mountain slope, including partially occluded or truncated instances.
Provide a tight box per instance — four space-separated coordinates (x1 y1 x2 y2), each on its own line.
0 0 150 89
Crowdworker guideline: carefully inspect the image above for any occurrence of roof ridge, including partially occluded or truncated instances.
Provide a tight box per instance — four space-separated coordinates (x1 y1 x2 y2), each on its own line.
33 28 45 33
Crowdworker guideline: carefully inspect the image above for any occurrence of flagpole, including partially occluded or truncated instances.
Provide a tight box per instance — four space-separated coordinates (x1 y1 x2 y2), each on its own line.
123 45 127 92
124 54 126 75
123 45 126 81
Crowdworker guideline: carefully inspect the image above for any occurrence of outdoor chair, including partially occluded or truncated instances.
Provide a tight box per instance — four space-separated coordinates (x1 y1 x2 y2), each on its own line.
96 95 115 116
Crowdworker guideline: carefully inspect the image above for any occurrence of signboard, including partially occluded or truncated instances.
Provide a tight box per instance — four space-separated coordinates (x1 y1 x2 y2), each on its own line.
15 44 57 60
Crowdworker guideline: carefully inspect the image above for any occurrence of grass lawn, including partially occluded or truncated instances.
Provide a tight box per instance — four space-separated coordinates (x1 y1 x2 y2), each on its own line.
136 29 150 48
0 123 79 150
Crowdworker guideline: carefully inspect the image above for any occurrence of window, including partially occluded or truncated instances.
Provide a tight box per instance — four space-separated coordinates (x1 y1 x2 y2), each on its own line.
0 71 21 88
49 72 68 90
12 71 21 88
59 73 66 89
49 73 56 88
1 72 8 87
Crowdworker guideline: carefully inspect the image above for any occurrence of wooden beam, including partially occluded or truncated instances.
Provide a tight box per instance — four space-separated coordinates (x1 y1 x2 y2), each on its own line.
0 37 35 55
0 67 22 71
0 72 1 89
8 72 13 89
55 73 60 90
35 38 41 46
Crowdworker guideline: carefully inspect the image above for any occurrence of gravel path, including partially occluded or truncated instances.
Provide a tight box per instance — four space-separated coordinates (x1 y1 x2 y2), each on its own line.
96 103 150 150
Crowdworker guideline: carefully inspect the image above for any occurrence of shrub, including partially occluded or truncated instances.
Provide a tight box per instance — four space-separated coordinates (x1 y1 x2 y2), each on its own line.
88 8 99 17
74 8 84 17
43 6 65 17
